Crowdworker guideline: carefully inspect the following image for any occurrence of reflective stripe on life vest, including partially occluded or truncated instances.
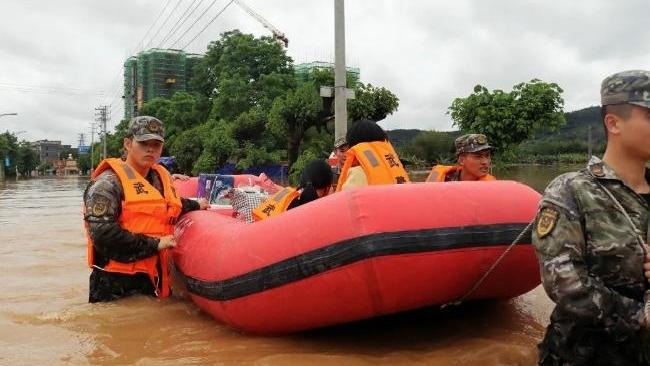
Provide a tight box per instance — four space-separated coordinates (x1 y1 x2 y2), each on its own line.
252 187 300 221
336 141 410 192
86 158 182 298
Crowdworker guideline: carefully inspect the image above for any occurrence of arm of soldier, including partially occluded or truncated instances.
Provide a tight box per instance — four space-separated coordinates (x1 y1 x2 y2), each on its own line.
179 197 209 215
533 202 645 335
84 177 160 263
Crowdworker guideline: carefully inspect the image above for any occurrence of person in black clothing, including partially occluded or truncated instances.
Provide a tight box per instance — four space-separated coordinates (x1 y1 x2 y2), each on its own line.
287 159 333 210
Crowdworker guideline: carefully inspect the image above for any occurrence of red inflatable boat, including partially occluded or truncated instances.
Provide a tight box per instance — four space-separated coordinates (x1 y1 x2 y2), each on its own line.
172 181 541 334
173 177 199 198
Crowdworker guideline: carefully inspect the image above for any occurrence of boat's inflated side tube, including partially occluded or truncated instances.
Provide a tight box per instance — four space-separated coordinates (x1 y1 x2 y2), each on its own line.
173 181 541 334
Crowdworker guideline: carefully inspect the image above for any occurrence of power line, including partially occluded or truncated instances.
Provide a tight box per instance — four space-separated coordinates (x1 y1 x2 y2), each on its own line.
135 0 175 53
142 0 185 51
169 0 221 49
100 0 175 108
0 86 106 97
182 0 235 50
158 0 203 48
0 82 105 93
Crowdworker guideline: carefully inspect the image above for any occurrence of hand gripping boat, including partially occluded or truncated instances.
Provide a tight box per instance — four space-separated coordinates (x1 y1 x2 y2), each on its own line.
172 181 541 334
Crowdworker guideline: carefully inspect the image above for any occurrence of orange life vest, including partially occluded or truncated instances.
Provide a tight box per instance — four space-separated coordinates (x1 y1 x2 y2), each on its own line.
336 141 410 192
252 187 300 221
86 158 182 298
426 165 496 182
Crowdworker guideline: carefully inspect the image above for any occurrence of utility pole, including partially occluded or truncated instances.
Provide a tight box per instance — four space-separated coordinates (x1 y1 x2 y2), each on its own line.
89 122 97 172
77 133 85 150
95 106 109 160
334 0 347 142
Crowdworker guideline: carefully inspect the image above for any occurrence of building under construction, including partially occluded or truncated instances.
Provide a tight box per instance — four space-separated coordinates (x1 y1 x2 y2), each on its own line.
123 48 203 119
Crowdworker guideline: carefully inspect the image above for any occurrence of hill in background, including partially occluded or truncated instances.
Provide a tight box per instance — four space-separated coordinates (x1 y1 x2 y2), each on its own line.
387 106 604 164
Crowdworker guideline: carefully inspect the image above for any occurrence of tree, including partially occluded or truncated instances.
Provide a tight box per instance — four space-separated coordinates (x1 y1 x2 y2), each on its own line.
139 92 203 149
16 142 38 176
191 30 295 120
77 153 91 175
348 83 400 122
59 145 78 160
402 130 456 165
268 81 322 171
269 68 401 172
448 79 565 160
0 132 19 176
171 119 238 175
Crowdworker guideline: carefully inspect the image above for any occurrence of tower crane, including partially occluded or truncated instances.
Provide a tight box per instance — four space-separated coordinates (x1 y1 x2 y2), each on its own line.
234 0 289 48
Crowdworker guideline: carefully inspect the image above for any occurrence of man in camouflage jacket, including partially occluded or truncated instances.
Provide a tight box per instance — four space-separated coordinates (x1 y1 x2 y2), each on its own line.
533 70 650 365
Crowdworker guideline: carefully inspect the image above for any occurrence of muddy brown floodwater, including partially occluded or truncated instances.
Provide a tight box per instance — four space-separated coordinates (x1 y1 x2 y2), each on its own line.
1 165 573 365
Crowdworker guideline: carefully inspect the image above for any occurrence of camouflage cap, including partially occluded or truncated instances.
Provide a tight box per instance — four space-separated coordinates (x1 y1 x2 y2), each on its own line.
333 136 348 149
455 134 491 155
601 70 650 108
128 116 165 142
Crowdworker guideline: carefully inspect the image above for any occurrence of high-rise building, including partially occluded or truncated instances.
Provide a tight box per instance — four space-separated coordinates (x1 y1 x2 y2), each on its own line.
123 48 203 119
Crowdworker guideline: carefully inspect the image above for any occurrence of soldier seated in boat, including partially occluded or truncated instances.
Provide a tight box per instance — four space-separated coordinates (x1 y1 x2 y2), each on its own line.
336 120 410 191
330 136 349 191
425 133 496 182
252 159 333 221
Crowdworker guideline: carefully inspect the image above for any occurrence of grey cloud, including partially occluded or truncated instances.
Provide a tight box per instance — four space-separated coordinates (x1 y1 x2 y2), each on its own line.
1 0 650 144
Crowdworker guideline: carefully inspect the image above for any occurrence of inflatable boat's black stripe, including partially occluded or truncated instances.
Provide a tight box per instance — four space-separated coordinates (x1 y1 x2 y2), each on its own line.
180 223 532 301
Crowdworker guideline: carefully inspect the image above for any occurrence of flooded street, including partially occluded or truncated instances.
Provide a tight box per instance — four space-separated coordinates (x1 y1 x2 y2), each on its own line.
0 167 573 365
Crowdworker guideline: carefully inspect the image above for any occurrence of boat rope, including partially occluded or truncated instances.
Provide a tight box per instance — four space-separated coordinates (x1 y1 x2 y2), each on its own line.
441 219 534 309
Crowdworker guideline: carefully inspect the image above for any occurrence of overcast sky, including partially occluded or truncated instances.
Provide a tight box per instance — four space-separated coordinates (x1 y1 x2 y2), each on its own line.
1 0 649 146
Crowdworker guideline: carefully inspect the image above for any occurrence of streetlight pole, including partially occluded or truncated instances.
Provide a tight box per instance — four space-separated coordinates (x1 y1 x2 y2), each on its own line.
0 112 18 180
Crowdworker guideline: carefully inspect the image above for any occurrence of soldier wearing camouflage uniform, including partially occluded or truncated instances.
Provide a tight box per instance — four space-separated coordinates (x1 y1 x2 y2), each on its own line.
533 70 650 365
84 116 208 303
425 133 496 182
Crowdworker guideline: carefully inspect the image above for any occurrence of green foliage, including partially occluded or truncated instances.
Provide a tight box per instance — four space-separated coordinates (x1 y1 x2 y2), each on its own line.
348 83 400 122
170 119 238 175
289 149 318 186
448 79 565 160
192 154 217 175
235 142 282 171
16 142 38 175
77 154 91 174
200 121 238 173
37 161 52 175
97 31 400 177
139 92 203 149
401 130 456 165
59 145 78 160
288 127 334 185
169 125 206 174
0 132 35 177
191 30 295 120
268 81 322 170
0 132 18 168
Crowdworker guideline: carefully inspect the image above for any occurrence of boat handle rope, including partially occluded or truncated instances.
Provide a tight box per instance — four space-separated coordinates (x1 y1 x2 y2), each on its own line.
441 219 534 309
